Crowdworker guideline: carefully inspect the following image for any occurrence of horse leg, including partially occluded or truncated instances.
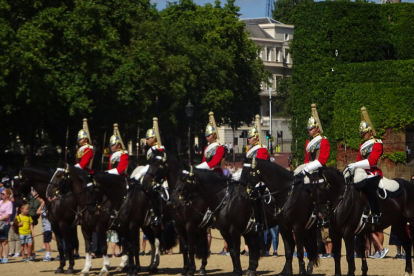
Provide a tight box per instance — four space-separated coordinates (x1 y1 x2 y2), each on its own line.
197 229 209 275
355 235 368 276
80 227 93 276
187 227 198 276
304 224 320 275
244 232 260 276
330 229 343 276
53 226 66 274
293 227 306 275
64 225 77 274
393 220 413 276
344 232 356 276
222 231 242 276
132 228 142 275
98 229 110 276
147 227 161 273
279 226 295 276
179 236 190 276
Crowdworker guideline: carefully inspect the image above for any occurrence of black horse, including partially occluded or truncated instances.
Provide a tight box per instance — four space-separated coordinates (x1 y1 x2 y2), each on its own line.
174 166 263 276
142 149 210 276
13 167 80 274
310 167 414 276
240 158 320 276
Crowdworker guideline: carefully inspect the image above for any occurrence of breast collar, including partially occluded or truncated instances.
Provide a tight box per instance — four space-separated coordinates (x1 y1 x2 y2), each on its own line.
306 135 323 153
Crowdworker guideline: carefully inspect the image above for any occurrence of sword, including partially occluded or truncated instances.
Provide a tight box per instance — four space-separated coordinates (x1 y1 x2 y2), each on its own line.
65 126 69 163
136 126 140 166
343 119 348 164
101 131 106 172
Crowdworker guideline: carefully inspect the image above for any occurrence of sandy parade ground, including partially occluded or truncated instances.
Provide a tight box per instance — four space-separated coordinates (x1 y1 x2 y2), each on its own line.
0 226 410 276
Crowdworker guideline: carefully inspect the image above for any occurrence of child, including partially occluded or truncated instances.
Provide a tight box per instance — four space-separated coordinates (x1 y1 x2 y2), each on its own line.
36 198 52 261
14 204 34 262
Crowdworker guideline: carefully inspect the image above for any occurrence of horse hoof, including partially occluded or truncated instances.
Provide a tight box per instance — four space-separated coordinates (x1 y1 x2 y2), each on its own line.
198 268 206 275
243 270 250 275
65 268 75 274
55 268 65 274
99 271 109 276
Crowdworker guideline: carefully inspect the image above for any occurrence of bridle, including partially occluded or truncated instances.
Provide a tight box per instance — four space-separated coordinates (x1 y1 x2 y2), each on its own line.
47 165 70 198
145 152 170 201
173 167 197 207
309 172 332 227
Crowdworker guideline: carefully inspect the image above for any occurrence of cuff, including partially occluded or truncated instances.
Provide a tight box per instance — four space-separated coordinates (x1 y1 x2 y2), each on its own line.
74 164 82 169
354 159 370 169
107 168 119 175
305 160 322 172
196 162 211 170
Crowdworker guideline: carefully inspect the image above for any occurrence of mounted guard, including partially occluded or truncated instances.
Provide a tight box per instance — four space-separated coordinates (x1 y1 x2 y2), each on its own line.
133 117 165 225
246 114 269 160
294 104 330 179
75 118 95 174
344 107 383 224
196 111 226 172
107 124 129 176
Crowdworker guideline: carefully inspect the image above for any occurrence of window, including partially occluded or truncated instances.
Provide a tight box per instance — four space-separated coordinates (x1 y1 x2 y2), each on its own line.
267 48 271 61
285 33 289 41
276 48 279 61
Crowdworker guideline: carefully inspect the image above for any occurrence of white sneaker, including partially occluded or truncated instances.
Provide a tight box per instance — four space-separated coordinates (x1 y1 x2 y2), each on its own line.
369 251 381 259
13 253 20 258
379 248 389 259
43 256 51 262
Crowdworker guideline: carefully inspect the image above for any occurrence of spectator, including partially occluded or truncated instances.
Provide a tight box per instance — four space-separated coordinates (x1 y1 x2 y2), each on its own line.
9 194 21 258
411 175 414 185
287 153 293 171
139 234 150 256
269 225 280 257
321 227 333 258
36 197 52 262
368 232 388 259
389 226 404 259
107 230 121 258
229 143 233 155
14 203 34 262
0 188 13 263
218 240 229 256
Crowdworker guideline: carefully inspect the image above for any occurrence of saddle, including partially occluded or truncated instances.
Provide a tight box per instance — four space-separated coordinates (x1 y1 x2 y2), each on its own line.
354 168 403 199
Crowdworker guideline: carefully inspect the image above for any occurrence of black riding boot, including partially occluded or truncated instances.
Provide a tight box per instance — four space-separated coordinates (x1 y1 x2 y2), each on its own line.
250 186 265 233
355 175 381 224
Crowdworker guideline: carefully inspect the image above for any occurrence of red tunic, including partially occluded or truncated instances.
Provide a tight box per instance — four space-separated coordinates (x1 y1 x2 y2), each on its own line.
304 137 330 166
202 145 226 168
109 151 129 176
357 139 383 177
246 144 269 160
76 144 95 174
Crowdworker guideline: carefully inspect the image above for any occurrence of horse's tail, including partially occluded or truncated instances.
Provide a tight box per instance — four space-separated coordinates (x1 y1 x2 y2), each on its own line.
305 224 320 267
195 228 210 259
161 219 177 250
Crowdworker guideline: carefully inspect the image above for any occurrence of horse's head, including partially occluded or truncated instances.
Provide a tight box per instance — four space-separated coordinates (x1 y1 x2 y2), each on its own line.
11 171 31 206
240 158 262 189
308 170 331 220
143 149 169 190
47 164 71 198
170 167 198 209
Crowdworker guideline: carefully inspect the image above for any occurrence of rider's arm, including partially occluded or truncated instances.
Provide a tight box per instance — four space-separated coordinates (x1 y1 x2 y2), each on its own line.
317 138 330 166
76 148 93 169
256 147 269 160
115 154 129 174
367 142 383 166
206 146 225 168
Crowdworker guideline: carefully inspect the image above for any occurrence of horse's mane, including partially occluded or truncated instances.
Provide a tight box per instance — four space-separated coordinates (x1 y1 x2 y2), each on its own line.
22 167 53 178
194 168 229 183
321 167 343 178
255 158 294 180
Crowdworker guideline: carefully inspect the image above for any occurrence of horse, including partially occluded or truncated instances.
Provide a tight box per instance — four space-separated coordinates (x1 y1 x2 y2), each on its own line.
309 167 414 276
12 167 80 274
142 149 210 276
239 158 320 276
173 166 263 276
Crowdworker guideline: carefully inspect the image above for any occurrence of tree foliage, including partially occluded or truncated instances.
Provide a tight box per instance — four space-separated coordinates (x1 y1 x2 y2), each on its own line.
0 0 267 166
271 0 314 24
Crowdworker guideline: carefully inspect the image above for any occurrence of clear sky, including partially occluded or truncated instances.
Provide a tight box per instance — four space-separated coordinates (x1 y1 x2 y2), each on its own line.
150 0 269 19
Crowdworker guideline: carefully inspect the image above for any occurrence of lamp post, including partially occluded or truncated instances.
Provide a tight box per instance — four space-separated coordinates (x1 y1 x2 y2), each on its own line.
185 100 194 165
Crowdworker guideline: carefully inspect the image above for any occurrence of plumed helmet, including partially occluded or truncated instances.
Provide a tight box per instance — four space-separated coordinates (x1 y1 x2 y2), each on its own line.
77 130 88 141
247 125 259 139
109 123 126 149
77 118 91 142
205 111 219 139
146 128 156 139
359 107 376 136
307 104 323 134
